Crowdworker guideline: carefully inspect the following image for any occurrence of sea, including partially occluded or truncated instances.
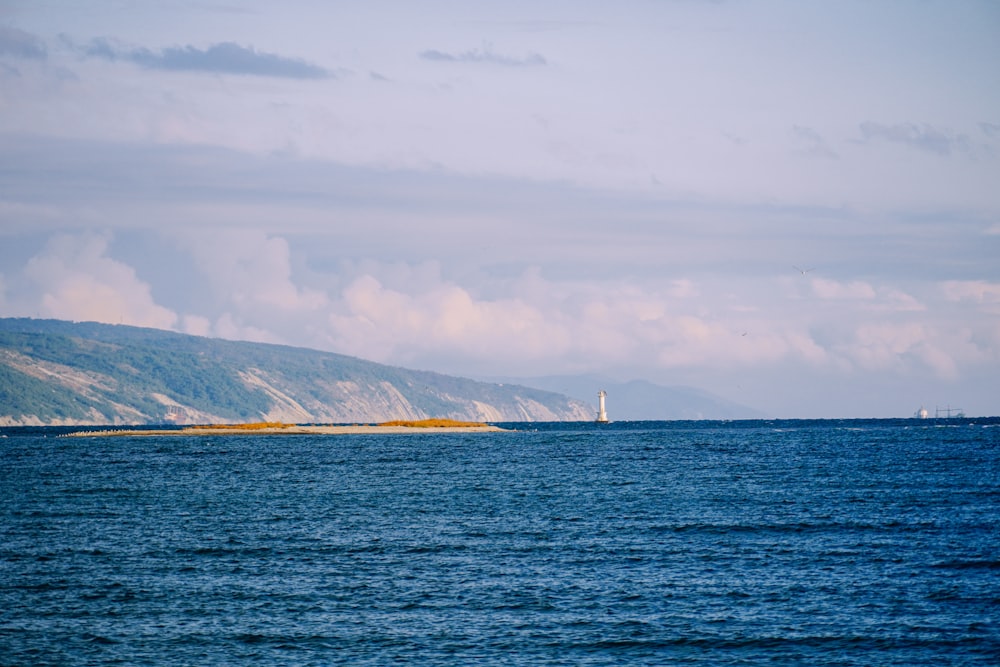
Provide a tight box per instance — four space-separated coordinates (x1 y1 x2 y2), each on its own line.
1 419 998 666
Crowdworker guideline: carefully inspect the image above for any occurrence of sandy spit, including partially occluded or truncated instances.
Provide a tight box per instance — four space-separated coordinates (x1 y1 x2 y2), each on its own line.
64 424 509 437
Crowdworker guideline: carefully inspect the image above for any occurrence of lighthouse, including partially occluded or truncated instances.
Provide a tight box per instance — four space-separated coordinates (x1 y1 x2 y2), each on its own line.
596 390 609 423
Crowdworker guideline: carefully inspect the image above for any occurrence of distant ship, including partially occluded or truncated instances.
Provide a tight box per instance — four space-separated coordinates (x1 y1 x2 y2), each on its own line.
914 405 966 419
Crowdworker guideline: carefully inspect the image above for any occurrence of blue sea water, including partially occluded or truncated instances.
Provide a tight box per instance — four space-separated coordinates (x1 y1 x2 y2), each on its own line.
1 419 999 666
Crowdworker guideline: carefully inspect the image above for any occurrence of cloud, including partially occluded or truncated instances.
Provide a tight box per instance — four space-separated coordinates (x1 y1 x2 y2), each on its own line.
811 278 877 300
0 25 47 60
169 230 329 345
859 121 969 156
327 274 571 367
211 312 284 345
942 280 1000 313
82 38 332 78
420 45 546 66
980 122 1000 139
942 280 1000 303
792 125 838 159
807 278 925 314
848 323 957 379
878 289 925 313
22 233 178 329
4 225 991 414
180 230 328 312
317 266 854 378
180 314 212 337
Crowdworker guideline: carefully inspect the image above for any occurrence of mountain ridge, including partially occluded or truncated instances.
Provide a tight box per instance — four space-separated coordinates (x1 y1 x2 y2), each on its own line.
0 318 592 426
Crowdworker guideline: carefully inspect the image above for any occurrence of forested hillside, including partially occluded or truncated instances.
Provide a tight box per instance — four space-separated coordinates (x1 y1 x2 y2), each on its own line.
0 318 592 426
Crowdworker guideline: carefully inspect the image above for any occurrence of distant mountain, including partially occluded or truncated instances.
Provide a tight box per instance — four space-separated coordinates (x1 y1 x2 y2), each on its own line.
488 374 764 420
0 318 592 426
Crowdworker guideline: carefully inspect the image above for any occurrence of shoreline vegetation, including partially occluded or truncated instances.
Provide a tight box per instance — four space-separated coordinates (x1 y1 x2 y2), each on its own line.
64 419 506 437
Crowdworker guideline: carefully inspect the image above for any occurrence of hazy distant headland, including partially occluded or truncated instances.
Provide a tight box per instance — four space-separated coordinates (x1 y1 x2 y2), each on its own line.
490 374 765 421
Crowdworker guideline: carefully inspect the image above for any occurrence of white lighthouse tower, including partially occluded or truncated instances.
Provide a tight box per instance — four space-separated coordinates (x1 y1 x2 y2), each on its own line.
596 390 609 423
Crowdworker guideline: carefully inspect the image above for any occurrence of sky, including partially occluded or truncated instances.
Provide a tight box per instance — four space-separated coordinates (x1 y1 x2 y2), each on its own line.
1 0 998 418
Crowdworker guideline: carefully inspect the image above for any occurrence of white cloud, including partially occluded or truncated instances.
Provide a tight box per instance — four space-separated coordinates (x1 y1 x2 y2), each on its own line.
842 322 962 380
878 289 925 313
808 279 925 313
326 274 573 370
180 230 328 312
22 233 177 329
180 314 212 337
942 280 1000 304
811 277 877 300
212 312 283 345
941 280 1000 317
319 267 849 378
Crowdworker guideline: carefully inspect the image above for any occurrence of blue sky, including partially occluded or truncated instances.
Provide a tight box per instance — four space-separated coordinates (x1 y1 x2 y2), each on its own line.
1 0 998 417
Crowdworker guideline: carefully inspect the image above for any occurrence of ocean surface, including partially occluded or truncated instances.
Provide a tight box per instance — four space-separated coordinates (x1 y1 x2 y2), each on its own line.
1 419 998 666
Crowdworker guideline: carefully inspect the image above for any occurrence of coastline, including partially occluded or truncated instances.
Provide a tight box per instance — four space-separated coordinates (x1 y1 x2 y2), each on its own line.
64 424 508 437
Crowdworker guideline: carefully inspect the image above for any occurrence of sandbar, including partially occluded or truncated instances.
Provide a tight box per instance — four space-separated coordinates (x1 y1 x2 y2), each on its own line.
65 424 508 437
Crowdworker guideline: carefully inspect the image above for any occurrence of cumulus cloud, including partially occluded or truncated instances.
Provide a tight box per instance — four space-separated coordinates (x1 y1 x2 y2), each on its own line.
25 231 949 388
847 323 957 379
171 230 329 344
420 45 546 66
81 38 332 78
326 274 573 369
317 266 847 379
4 227 989 410
808 279 925 314
180 314 212 337
181 230 327 312
0 25 47 60
22 233 177 329
942 280 1000 304
942 280 1000 315
859 121 969 156
211 312 284 345
811 277 877 300
878 289 925 313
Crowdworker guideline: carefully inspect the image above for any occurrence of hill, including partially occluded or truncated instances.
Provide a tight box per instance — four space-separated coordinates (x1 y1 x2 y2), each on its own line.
0 318 592 426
